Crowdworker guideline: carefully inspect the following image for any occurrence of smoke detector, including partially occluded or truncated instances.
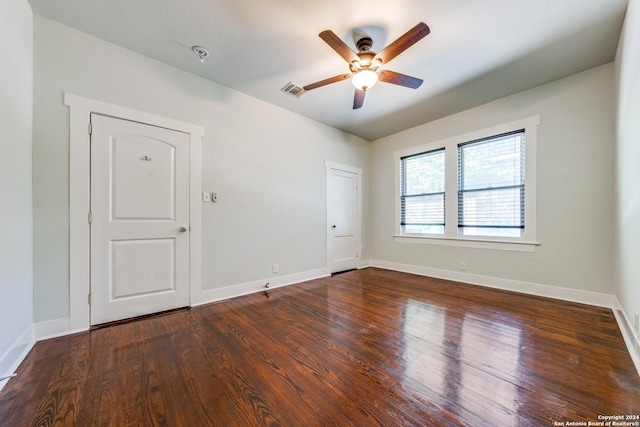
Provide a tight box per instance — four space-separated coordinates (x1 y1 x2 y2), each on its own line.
192 46 209 63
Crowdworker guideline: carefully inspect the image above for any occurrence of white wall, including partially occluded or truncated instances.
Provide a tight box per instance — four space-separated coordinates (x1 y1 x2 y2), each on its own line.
0 0 34 384
614 0 640 351
33 16 370 323
370 64 615 296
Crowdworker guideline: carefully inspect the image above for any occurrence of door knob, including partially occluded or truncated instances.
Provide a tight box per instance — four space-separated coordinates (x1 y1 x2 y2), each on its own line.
179 226 188 232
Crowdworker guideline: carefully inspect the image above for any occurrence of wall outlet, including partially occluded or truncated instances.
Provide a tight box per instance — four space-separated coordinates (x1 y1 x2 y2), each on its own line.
459 261 467 271
272 264 279 274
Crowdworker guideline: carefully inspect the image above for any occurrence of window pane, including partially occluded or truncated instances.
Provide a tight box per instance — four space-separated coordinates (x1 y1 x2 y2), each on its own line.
458 131 525 237
402 149 445 195
403 224 445 234
461 227 521 238
459 187 523 237
402 194 445 226
459 133 523 190
401 149 445 234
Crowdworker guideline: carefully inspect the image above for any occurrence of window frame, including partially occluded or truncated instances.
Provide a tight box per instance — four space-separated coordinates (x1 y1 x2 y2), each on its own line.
393 116 540 253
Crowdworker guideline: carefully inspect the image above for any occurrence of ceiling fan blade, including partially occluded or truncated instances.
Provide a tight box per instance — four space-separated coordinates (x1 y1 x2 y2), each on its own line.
353 89 366 109
319 30 359 64
378 70 423 89
374 22 430 65
303 74 352 91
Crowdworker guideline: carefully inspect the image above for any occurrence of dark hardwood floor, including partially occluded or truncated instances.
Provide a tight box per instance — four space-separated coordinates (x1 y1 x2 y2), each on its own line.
1 268 638 426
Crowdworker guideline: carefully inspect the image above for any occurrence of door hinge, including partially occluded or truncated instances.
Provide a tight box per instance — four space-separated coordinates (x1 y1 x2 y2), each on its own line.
88 212 92 224
88 293 92 305
88 123 93 135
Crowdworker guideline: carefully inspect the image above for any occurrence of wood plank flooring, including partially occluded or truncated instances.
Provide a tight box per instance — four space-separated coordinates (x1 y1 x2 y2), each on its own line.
1 268 638 426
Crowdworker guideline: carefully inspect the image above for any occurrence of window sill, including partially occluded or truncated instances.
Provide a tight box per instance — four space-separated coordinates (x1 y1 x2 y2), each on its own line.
393 234 540 252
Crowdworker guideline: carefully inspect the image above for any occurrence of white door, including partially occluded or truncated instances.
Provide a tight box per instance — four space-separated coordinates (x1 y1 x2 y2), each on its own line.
327 165 361 274
90 114 190 325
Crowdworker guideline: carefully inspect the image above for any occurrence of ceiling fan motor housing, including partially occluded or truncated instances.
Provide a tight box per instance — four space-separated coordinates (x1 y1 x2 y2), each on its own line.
356 37 374 52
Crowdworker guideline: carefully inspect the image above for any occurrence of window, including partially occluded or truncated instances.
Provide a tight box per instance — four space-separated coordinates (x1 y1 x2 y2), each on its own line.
458 131 524 238
395 116 539 252
401 148 445 235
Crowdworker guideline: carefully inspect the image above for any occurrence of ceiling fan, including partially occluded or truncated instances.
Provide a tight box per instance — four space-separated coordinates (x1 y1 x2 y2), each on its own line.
303 22 431 109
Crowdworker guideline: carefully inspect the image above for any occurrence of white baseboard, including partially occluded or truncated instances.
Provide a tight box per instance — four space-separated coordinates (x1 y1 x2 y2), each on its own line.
0 324 35 392
191 267 330 307
34 317 86 341
358 258 372 269
612 296 640 376
370 259 614 308
34 317 71 340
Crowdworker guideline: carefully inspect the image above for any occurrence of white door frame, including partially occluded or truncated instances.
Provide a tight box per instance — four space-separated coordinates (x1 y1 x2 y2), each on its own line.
325 161 362 273
66 93 204 332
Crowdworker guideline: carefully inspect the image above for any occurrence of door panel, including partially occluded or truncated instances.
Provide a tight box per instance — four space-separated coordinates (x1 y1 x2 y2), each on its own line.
91 114 189 325
111 239 176 299
111 137 176 220
327 167 360 273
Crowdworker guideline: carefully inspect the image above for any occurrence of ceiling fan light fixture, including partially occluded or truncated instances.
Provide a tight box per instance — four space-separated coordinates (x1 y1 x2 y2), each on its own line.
352 69 378 90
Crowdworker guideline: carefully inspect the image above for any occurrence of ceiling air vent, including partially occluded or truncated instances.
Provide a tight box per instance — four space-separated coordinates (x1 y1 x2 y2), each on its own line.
281 82 305 97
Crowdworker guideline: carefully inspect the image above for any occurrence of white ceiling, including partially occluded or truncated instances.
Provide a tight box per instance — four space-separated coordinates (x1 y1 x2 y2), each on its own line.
28 0 628 141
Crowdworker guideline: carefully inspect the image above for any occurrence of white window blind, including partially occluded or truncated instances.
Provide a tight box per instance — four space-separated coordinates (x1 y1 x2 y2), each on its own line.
457 130 525 238
400 148 445 234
